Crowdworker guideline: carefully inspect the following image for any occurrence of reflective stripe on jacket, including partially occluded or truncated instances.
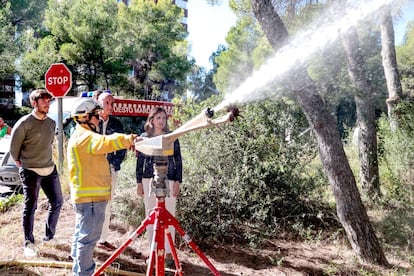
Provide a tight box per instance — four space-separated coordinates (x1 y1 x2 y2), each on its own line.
67 124 134 204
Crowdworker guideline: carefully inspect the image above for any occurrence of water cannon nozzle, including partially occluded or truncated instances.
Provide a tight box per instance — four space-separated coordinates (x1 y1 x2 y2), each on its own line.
205 108 214 118
226 105 242 122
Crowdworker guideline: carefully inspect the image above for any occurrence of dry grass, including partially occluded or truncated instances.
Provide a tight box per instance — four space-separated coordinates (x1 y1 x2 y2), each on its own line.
0 190 413 275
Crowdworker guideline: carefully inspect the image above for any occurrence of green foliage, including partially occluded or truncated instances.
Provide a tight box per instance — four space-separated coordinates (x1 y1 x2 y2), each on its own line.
374 206 414 248
19 34 60 88
116 0 192 98
0 105 31 125
377 100 414 204
308 19 387 139
10 0 47 31
214 16 270 93
0 194 23 213
0 3 18 81
397 21 414 95
112 98 339 247
176 97 339 246
18 0 192 97
375 100 414 257
43 0 121 90
114 152 146 227
187 45 223 103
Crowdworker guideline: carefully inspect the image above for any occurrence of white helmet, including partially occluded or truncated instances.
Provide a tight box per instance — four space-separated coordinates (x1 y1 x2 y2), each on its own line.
71 98 102 120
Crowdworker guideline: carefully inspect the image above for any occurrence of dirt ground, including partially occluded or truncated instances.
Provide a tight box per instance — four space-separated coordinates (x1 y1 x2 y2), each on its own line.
0 194 412 276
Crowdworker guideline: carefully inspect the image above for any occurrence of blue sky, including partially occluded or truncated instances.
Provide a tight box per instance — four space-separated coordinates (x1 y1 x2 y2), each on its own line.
187 1 414 69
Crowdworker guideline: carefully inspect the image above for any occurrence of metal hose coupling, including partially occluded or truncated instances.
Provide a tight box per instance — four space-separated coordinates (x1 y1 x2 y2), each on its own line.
205 107 214 118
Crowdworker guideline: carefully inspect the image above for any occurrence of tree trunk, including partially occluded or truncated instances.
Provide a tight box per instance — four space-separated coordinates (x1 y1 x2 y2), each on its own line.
380 4 403 131
251 0 389 266
340 27 381 199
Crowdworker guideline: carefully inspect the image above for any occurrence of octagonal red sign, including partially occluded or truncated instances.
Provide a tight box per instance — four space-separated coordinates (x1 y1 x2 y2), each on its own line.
45 63 72 97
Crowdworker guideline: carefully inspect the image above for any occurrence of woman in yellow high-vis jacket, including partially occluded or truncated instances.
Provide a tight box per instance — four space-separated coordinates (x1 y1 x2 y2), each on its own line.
67 97 138 276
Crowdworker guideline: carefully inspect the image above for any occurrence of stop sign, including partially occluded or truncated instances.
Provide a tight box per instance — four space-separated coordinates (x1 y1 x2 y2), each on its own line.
45 63 72 97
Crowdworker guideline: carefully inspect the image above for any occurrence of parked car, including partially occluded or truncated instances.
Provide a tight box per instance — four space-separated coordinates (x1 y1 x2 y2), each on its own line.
0 136 22 194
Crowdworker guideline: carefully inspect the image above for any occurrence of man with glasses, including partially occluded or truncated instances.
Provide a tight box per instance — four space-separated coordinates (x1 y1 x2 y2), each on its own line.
67 97 138 276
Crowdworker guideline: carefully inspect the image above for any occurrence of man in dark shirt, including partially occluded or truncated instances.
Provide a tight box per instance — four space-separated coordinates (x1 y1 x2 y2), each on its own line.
96 91 126 251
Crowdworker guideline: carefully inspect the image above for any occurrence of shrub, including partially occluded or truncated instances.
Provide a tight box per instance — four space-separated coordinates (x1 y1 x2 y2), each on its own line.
113 97 341 248
377 100 414 204
114 151 146 227
176 98 339 247
0 193 23 213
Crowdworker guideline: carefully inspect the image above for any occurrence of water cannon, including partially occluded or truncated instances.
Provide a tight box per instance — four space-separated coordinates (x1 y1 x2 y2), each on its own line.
135 106 241 156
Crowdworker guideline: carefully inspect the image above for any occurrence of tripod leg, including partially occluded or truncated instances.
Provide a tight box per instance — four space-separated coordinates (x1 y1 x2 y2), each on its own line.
146 221 157 276
93 211 155 276
146 211 166 276
167 213 221 276
146 232 156 276
165 229 183 276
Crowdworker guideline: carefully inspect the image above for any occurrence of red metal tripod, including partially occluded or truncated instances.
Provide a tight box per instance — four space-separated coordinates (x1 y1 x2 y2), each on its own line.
93 161 221 276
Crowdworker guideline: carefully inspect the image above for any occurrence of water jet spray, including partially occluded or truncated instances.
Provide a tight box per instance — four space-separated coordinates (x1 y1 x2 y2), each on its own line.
212 0 399 112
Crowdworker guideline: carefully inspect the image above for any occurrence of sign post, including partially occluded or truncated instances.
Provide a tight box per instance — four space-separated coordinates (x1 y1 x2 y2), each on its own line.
45 63 72 173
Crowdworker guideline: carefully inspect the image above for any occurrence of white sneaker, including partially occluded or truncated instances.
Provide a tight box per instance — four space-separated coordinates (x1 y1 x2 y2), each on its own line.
24 243 37 257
